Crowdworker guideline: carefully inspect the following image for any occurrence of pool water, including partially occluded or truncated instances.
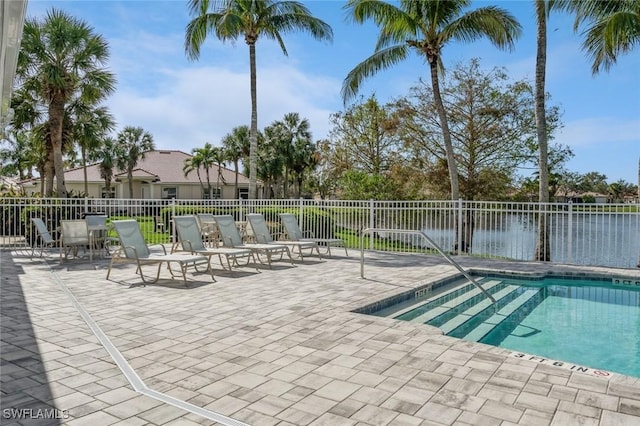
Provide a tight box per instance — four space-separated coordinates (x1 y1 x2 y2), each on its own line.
383 276 640 377
480 279 640 377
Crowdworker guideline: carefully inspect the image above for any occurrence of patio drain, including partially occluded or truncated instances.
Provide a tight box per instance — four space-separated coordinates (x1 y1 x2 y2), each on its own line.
45 259 249 426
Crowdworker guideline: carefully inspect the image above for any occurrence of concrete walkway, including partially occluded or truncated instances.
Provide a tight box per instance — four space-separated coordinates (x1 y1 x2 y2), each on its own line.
1 248 639 425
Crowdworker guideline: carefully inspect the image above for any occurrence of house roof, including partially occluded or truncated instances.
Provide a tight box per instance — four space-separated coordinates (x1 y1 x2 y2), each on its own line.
27 150 251 185
114 168 159 181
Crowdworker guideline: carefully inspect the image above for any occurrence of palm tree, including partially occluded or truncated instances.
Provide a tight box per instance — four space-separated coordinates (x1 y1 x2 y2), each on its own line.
185 0 333 199
534 0 551 261
563 0 640 74
275 112 315 197
343 0 521 204
114 126 155 199
276 112 312 197
211 146 227 198
222 125 251 198
183 152 205 193
90 136 117 198
70 103 115 195
16 8 116 197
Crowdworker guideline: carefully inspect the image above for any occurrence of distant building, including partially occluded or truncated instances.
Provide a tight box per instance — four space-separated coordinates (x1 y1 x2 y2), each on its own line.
20 150 257 199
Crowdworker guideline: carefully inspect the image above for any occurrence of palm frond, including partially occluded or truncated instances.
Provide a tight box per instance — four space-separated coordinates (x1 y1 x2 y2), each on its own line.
341 44 409 104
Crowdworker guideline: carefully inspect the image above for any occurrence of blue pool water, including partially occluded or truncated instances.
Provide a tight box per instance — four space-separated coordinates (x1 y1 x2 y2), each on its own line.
382 275 640 377
479 278 640 377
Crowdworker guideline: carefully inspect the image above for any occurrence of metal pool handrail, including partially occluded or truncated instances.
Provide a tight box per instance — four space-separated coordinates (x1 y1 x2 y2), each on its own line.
360 228 496 304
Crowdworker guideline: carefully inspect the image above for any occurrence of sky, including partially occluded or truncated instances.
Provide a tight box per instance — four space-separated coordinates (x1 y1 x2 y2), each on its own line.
24 0 640 185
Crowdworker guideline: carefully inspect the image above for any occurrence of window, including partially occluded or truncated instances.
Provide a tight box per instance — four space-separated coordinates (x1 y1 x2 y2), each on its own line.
101 186 116 198
162 187 177 199
237 188 249 200
203 188 222 200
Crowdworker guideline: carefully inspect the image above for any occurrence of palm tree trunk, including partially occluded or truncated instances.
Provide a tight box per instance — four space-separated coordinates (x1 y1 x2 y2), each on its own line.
429 62 460 201
206 168 212 198
248 43 258 199
49 95 68 197
45 148 55 196
82 145 89 195
429 61 467 252
233 160 239 198
535 0 551 261
128 171 134 199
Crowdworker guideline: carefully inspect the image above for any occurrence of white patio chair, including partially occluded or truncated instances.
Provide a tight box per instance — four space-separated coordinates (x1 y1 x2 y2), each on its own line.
85 215 109 258
60 219 91 261
173 215 257 275
30 218 59 258
196 213 221 247
279 213 348 257
246 213 321 261
106 219 210 287
213 215 293 268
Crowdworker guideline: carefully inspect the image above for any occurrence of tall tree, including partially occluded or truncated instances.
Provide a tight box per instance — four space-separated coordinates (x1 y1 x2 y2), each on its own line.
16 8 116 197
222 125 251 198
183 152 205 193
534 0 551 261
272 112 314 197
395 60 562 201
185 0 333 199
90 136 117 198
70 103 115 195
114 126 155 199
329 95 400 176
343 0 521 202
210 146 227 198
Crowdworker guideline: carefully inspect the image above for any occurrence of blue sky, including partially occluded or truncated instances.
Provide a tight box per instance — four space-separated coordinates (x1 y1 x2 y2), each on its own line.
26 0 640 184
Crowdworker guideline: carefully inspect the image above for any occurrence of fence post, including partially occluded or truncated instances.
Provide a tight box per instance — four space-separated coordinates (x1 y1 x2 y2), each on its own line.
369 199 374 250
298 197 303 230
567 201 573 263
457 199 463 256
171 199 176 243
84 197 89 214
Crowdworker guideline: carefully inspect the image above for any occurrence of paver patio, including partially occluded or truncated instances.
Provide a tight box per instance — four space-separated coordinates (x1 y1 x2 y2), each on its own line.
1 247 639 425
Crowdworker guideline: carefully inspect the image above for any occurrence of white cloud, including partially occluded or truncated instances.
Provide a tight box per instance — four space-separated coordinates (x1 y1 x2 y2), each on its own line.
107 64 341 153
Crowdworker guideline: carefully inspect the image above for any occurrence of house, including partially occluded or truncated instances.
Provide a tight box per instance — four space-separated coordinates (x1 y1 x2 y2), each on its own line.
554 191 609 204
21 150 257 199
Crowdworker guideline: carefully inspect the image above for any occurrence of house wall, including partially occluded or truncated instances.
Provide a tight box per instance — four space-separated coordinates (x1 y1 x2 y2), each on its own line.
21 181 249 199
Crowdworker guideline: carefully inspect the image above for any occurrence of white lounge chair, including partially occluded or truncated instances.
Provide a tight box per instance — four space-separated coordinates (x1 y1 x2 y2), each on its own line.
246 213 321 260
30 218 59 258
279 213 348 256
213 215 293 268
173 215 257 275
107 219 210 287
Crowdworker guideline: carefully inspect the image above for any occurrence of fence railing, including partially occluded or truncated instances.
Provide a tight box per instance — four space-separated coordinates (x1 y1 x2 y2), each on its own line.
1 197 638 269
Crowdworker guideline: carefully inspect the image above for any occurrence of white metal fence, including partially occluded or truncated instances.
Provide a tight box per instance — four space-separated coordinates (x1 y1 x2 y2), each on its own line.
1 197 638 269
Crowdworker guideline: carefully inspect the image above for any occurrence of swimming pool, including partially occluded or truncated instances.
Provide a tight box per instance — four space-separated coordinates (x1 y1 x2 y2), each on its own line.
367 274 640 377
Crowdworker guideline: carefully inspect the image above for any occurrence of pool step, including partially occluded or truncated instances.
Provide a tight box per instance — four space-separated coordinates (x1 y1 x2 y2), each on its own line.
457 287 543 342
404 280 504 324
436 285 522 335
